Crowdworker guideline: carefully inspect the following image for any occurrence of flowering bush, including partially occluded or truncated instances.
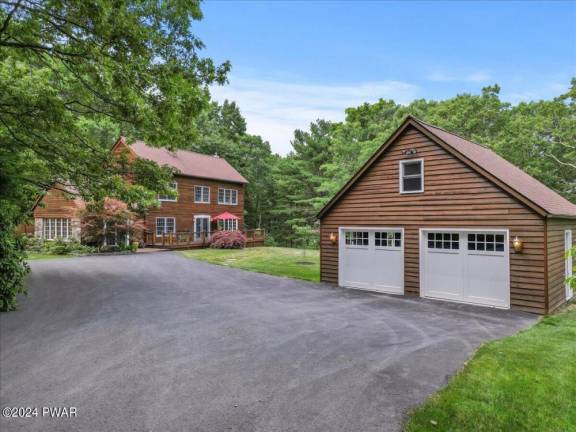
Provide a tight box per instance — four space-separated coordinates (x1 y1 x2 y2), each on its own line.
210 230 246 249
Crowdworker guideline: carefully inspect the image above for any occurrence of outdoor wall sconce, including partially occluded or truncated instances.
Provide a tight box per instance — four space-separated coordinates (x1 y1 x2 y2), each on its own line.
512 236 524 253
329 232 338 245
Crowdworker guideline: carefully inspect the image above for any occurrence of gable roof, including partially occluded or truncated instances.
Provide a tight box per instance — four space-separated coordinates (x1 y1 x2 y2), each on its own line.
125 139 248 184
318 116 576 219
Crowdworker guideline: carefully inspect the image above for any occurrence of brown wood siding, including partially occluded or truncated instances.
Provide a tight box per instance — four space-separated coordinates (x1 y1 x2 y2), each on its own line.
547 218 576 312
111 139 246 234
320 126 547 314
144 176 245 233
33 188 83 219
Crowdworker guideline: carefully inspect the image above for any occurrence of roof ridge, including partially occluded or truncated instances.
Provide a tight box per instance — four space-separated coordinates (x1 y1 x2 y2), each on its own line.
131 141 225 161
409 116 490 149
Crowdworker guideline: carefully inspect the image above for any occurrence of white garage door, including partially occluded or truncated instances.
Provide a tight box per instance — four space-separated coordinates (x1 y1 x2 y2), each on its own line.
339 228 404 294
421 230 510 308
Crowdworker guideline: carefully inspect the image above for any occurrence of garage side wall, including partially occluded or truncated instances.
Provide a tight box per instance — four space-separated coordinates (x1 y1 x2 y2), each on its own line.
320 126 547 314
547 218 576 312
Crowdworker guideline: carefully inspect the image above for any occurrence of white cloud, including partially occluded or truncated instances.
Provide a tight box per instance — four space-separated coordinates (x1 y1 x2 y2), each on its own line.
210 76 420 155
426 70 492 83
501 82 570 104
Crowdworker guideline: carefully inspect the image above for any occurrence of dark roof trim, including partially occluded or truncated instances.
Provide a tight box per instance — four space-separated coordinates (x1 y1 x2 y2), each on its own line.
317 116 548 219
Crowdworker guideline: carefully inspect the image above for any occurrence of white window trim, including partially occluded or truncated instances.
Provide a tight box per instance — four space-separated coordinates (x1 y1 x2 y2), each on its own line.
155 217 176 237
374 230 403 250
158 181 178 202
343 230 370 249
218 218 238 231
194 185 210 204
194 214 211 240
42 218 71 240
218 188 238 205
399 159 424 194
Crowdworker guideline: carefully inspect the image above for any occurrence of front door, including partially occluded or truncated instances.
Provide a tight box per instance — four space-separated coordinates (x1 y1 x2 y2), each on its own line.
566 230 574 300
194 215 210 241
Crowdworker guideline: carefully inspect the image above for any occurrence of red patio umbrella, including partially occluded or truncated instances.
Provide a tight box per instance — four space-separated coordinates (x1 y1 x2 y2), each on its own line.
212 211 239 221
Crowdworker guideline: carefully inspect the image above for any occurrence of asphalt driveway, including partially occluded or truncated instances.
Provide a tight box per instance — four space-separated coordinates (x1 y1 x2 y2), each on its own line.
0 252 536 432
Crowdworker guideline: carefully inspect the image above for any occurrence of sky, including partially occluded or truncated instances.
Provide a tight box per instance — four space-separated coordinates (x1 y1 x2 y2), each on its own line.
194 1 576 155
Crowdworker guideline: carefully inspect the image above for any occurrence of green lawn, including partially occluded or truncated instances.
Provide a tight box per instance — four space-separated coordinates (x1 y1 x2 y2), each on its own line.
405 305 576 432
26 253 73 260
180 246 320 282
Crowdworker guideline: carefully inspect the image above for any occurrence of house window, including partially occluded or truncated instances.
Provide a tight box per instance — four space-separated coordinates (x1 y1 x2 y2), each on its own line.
194 186 210 203
42 218 71 240
218 219 238 231
218 188 238 205
375 231 402 248
345 231 369 247
400 159 424 193
158 181 178 202
156 217 176 236
468 233 505 252
427 232 459 250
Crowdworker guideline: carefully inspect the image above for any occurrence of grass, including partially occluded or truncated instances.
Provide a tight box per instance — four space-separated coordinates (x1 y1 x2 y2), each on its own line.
180 246 320 282
405 305 576 432
26 253 73 260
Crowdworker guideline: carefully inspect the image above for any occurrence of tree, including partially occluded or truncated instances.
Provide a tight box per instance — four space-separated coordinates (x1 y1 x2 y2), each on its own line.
189 100 278 232
80 197 145 249
0 0 228 310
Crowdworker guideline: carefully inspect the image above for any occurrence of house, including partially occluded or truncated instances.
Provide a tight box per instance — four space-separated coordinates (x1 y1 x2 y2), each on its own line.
31 137 249 246
318 116 576 314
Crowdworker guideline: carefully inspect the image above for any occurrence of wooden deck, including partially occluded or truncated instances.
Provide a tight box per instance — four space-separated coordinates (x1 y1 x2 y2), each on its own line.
143 229 266 249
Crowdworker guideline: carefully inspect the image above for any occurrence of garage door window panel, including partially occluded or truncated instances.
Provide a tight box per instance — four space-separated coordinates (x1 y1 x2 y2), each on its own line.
345 231 369 247
375 231 402 248
468 233 505 253
427 232 459 250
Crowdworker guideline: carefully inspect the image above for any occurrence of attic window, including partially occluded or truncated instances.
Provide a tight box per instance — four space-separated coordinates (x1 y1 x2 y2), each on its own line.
400 159 424 193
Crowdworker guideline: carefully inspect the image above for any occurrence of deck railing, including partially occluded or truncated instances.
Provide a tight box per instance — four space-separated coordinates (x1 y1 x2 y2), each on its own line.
144 228 266 248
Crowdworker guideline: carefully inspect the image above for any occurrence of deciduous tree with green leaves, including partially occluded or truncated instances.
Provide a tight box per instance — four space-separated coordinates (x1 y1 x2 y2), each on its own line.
0 0 229 310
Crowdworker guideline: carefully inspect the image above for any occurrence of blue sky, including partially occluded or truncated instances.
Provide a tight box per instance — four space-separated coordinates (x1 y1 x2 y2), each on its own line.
195 1 576 154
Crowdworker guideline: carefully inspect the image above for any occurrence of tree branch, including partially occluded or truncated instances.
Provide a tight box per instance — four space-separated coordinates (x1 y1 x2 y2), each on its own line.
546 153 576 170
0 0 22 36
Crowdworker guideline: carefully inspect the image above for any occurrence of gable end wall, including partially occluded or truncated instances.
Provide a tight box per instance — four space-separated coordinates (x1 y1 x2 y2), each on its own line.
320 126 547 314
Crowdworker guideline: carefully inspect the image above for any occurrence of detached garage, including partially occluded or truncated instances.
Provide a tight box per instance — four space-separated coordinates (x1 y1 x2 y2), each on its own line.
319 116 576 314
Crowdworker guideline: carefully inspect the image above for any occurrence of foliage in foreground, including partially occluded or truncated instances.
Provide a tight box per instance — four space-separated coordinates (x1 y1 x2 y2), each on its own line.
404 307 576 432
181 247 320 282
0 229 29 311
0 0 227 309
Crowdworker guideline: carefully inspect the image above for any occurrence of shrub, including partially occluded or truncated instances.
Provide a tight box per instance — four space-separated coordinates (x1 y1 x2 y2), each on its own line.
264 235 278 247
0 229 29 312
24 237 96 256
22 235 44 253
210 231 246 249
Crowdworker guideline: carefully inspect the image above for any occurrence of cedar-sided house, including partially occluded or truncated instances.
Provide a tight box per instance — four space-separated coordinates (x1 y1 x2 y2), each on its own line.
31 137 248 246
318 116 576 314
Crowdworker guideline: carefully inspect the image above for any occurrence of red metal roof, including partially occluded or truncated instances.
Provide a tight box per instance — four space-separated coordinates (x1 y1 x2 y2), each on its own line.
412 118 576 217
130 141 248 184
213 211 239 221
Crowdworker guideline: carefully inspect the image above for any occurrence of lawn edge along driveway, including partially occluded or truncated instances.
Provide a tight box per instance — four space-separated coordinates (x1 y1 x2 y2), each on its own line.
180 246 320 282
404 305 576 432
